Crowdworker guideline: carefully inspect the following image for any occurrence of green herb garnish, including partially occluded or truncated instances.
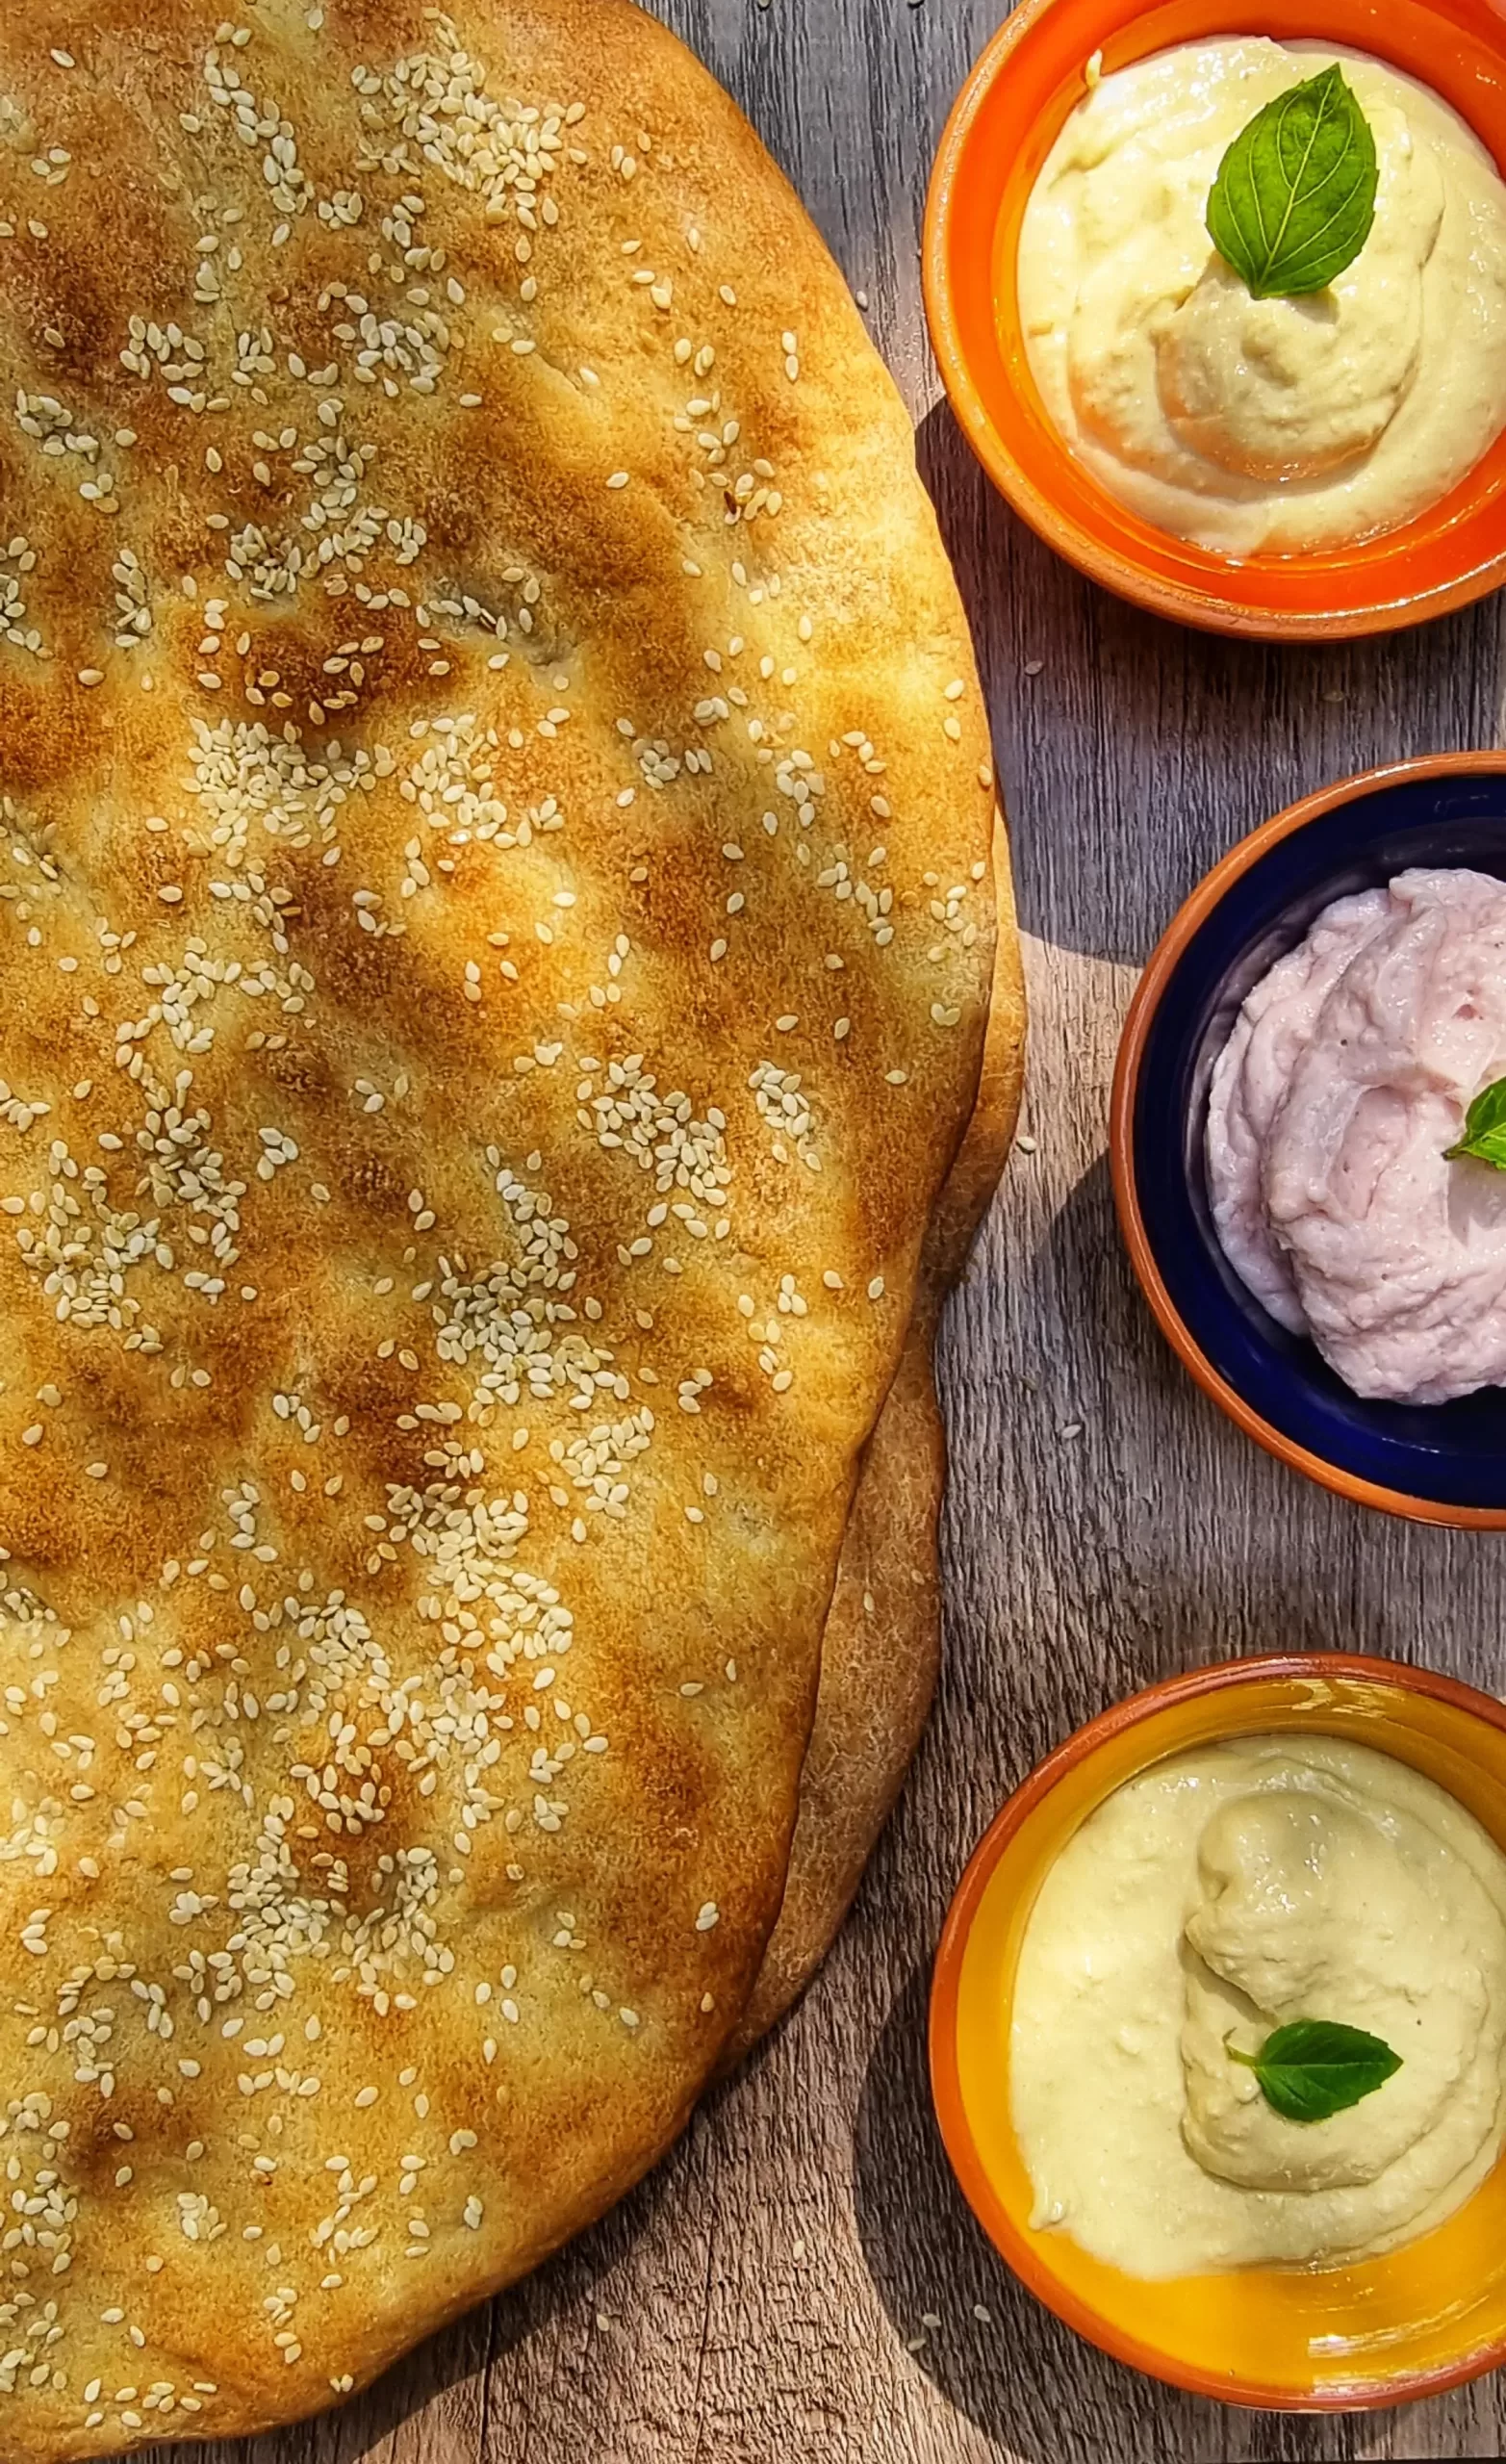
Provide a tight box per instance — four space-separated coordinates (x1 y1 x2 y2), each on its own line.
1206 64 1378 301
1446 1074 1506 1170
1227 2018 1401 2121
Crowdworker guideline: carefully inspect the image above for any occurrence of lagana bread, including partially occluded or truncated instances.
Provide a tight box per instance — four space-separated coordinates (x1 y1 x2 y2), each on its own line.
0 2 1010 2453
730 844 1024 2062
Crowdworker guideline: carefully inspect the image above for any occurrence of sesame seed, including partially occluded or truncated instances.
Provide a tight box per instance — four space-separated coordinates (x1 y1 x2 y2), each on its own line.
0 23 994 2426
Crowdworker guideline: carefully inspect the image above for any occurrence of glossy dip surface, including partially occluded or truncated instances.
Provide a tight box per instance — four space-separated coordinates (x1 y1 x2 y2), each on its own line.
1017 38 1506 553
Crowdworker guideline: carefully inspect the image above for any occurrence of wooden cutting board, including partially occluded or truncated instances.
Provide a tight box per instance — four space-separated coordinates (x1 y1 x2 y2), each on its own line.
110 2 1506 2458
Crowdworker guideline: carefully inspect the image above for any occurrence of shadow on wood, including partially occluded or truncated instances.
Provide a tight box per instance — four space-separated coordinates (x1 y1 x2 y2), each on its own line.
938 1148 1447 1793
912 402 1506 975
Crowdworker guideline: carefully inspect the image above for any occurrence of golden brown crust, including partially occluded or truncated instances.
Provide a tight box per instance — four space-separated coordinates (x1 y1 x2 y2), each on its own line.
0 1 1005 2453
728 847 1024 2061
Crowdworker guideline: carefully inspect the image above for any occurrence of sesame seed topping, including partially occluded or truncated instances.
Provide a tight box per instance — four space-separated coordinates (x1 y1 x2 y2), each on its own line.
0 1 995 2435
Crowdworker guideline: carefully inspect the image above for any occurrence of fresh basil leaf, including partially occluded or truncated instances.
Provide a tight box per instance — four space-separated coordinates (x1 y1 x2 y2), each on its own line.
1227 2018 1401 2122
1206 64 1379 301
1446 1073 1506 1171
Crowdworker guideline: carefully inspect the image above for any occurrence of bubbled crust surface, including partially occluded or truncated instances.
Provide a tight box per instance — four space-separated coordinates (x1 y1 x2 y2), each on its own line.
0 0 1000 2452
729 850 1025 2064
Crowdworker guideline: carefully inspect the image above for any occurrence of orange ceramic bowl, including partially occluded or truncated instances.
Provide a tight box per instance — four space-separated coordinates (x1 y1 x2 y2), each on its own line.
930 1653 1506 2409
923 0 1506 637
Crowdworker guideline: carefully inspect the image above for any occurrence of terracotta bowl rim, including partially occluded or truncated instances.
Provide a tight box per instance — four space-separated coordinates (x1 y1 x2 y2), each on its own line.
921 0 1506 640
929 1648 1506 2409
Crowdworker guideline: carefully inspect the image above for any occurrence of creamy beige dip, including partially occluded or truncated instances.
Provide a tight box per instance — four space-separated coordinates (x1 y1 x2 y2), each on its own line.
1010 1736 1506 2277
1207 868 1506 1404
1017 40 1506 554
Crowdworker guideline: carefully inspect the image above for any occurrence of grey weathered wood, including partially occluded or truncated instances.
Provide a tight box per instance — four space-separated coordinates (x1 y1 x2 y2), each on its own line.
162 2 1506 2458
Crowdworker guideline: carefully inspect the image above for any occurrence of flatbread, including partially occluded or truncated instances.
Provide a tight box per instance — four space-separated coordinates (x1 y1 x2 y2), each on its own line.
0 2 1008 2454
729 845 1024 2061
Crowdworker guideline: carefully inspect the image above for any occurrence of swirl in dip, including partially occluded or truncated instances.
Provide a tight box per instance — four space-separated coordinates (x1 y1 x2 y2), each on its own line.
1010 1736 1506 2276
1206 868 1506 1404
1016 40 1506 555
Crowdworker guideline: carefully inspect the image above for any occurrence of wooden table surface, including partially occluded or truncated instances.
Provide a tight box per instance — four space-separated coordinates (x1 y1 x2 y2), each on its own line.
168 3 1506 2460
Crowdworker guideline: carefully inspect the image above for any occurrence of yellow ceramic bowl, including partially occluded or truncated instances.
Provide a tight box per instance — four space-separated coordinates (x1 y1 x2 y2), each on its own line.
930 1655 1506 2409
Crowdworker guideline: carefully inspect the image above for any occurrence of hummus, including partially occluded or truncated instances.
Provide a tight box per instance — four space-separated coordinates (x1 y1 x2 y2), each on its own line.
1010 1735 1506 2276
1017 40 1506 554
1207 867 1506 1404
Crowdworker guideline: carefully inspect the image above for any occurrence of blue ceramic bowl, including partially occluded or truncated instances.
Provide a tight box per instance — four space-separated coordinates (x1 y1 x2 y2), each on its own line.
1110 754 1506 1527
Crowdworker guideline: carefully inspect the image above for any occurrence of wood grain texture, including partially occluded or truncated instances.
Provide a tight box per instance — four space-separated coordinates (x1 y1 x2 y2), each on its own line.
114 1 1506 2458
